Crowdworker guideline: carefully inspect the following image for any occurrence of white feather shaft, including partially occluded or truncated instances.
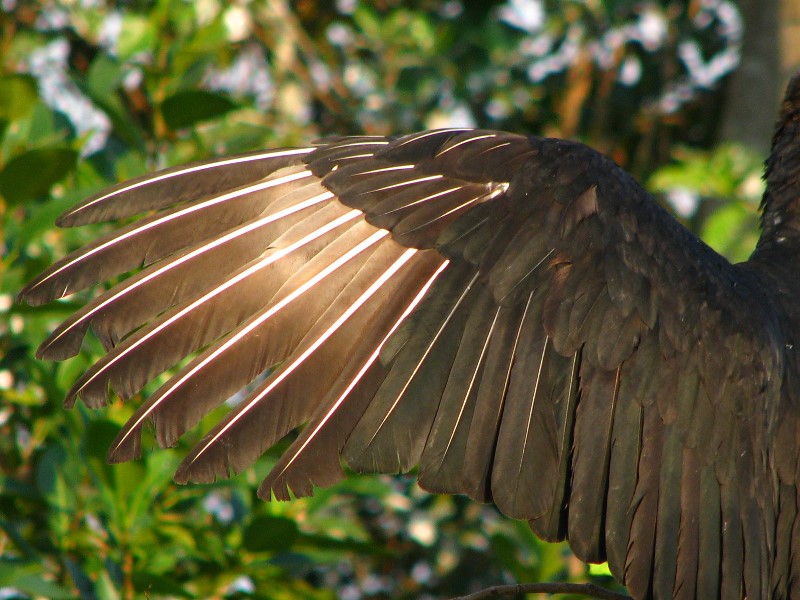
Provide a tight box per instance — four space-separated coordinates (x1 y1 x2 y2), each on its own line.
70 208 363 396
186 247 422 464
64 148 315 219
44 191 334 349
269 259 450 478
29 169 316 293
112 227 391 450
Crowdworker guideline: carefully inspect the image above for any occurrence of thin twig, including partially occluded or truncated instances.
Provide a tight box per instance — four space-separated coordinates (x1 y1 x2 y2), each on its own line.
452 581 632 600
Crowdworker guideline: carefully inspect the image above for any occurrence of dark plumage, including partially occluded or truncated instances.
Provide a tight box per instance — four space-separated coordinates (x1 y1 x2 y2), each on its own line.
18 74 800 599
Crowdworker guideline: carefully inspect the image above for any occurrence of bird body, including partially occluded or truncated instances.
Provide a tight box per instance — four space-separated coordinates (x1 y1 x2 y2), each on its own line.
18 76 800 599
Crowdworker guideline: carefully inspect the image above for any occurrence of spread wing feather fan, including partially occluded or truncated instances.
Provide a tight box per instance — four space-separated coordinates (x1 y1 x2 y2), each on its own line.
19 75 800 600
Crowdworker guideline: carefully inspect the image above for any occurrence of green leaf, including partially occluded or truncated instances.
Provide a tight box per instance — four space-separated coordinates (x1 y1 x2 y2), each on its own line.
0 75 39 121
83 54 145 149
34 444 67 499
0 564 74 599
87 54 125 100
132 571 196 598
295 533 384 556
0 519 39 558
0 148 78 204
95 569 122 600
156 524 198 552
117 14 157 60
243 515 299 552
701 201 760 263
29 102 72 144
9 187 86 250
84 419 122 461
589 562 613 577
161 90 238 130
0 477 39 500
113 460 148 503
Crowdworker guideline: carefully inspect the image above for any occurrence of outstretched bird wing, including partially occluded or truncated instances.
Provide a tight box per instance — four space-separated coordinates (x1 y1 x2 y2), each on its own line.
19 129 788 600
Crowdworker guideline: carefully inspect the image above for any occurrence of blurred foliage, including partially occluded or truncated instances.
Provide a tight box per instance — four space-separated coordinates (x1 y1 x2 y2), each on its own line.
0 0 763 598
649 143 764 263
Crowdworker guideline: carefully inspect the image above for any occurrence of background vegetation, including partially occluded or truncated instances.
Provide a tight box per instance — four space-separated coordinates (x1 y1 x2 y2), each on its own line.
0 0 787 598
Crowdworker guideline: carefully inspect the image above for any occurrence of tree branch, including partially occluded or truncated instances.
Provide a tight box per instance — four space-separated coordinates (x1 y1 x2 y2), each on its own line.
452 581 631 600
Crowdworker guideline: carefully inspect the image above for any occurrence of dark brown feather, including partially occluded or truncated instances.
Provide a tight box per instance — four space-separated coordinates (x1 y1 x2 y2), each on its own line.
108 222 397 461
57 148 313 226
696 462 722 599
604 354 646 580
461 299 532 503
652 426 683 598
37 180 331 360
567 364 620 563
491 292 574 520
527 350 579 542
417 288 498 494
20 166 315 307
175 248 443 484
343 266 480 474
65 202 358 407
261 260 449 500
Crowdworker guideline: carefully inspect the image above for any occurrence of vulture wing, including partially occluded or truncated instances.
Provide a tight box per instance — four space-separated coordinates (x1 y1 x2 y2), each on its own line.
19 128 795 600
